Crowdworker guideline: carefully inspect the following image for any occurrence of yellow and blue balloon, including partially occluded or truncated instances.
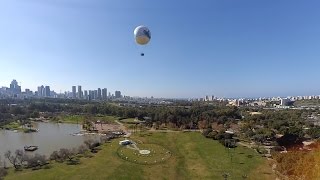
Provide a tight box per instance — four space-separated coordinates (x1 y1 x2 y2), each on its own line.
134 25 151 56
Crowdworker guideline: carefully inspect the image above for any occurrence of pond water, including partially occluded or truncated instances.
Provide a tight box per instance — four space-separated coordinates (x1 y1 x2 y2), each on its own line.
0 122 99 161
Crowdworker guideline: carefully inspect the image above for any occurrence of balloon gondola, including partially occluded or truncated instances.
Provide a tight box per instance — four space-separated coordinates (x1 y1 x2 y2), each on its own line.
134 25 151 56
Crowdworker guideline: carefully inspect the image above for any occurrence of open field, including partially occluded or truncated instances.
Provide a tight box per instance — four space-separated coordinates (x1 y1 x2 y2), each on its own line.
57 115 118 124
120 118 137 123
118 143 172 165
5 132 275 180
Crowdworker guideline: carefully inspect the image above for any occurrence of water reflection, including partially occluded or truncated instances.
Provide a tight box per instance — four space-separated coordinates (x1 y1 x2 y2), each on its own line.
0 122 99 158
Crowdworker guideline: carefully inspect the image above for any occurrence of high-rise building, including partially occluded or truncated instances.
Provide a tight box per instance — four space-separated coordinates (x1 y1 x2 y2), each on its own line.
78 86 82 99
89 90 94 101
37 86 44 97
10 79 21 94
37 86 41 96
94 90 98 100
72 86 76 99
42 86 46 97
280 98 290 106
25 89 33 95
84 90 88 99
45 86 51 97
102 88 107 100
97 88 102 99
115 91 121 98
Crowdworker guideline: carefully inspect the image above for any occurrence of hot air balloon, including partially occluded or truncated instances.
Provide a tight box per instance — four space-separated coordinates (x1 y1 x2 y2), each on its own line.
134 25 151 56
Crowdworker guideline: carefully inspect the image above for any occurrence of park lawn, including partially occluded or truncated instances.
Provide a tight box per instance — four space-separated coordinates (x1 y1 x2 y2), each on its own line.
120 118 136 123
57 115 85 124
5 132 275 180
2 122 21 130
58 115 118 124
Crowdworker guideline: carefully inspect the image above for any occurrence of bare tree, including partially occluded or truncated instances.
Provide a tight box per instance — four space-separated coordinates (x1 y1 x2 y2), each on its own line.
84 139 100 151
78 145 88 154
58 148 70 161
49 151 60 161
4 150 25 169
84 139 94 149
24 154 47 168
59 148 77 162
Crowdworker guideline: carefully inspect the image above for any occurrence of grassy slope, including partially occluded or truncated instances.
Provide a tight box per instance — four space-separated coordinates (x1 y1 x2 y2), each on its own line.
5 132 275 180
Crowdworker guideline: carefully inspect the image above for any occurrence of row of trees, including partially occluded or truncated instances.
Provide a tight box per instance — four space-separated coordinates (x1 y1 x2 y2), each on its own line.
0 137 108 179
202 128 237 148
4 150 47 170
1 99 242 130
239 109 320 147
1 98 319 146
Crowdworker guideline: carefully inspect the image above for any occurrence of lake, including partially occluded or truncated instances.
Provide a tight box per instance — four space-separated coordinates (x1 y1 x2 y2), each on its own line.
0 122 99 161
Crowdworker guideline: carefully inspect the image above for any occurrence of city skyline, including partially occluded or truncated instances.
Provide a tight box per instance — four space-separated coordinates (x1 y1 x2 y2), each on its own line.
1 1 320 98
1 79 320 100
1 79 117 99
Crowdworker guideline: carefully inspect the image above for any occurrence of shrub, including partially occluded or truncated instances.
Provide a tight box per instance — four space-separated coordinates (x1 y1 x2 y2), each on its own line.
50 151 60 161
0 168 8 180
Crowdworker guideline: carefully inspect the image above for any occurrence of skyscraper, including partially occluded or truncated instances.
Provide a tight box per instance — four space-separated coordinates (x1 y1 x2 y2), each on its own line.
72 86 76 99
42 87 46 97
97 88 102 99
45 86 51 97
84 90 88 99
37 86 44 97
10 79 21 94
94 90 98 100
89 90 94 101
115 91 121 98
78 86 82 99
102 88 107 100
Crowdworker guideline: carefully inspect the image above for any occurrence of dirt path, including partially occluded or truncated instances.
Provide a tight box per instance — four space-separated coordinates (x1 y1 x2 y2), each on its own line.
115 120 131 137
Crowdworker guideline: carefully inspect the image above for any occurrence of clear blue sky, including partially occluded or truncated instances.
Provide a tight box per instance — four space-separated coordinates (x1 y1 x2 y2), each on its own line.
0 0 320 98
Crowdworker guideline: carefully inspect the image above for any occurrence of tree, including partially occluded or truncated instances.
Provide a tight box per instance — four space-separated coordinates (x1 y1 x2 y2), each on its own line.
0 156 8 180
58 148 73 161
83 119 93 131
4 150 25 170
78 145 88 154
207 131 218 139
10 106 25 115
198 120 209 130
84 139 94 149
50 151 60 161
307 127 320 139
24 154 47 168
202 128 212 137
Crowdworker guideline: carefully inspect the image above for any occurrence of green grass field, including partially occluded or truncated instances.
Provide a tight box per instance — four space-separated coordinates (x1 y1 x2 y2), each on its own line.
120 118 136 123
2 122 21 130
118 143 172 165
5 132 275 180
58 115 118 124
